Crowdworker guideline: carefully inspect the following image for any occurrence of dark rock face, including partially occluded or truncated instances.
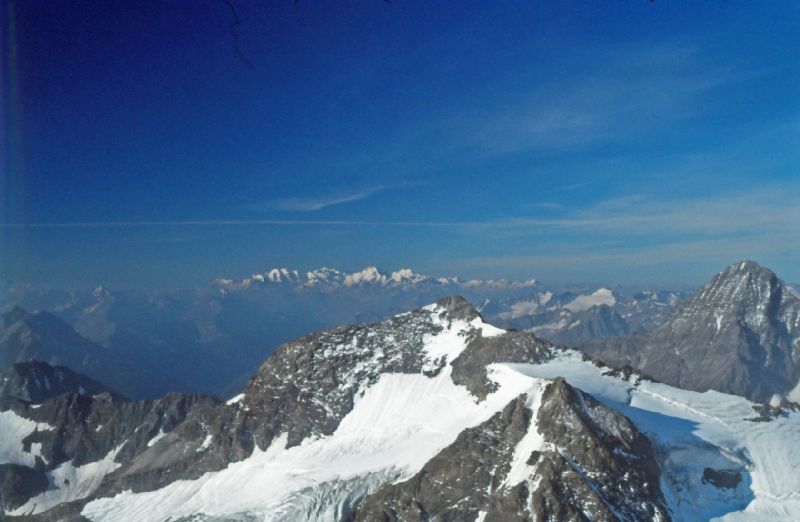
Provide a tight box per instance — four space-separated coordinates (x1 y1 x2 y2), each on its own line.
0 464 49 513
355 379 670 522
553 305 631 347
702 468 742 490
583 261 800 402
0 361 219 519
0 361 114 404
6 391 219 471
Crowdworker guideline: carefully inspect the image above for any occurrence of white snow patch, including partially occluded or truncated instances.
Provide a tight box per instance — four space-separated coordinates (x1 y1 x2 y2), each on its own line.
197 434 214 452
510 300 540 318
565 288 616 312
502 380 548 489
531 317 570 334
420 313 469 368
473 317 505 338
0 410 53 466
226 393 245 406
147 428 167 447
11 444 124 516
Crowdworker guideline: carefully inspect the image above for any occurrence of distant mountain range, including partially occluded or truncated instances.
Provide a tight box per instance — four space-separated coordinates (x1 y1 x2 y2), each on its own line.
1 266 688 399
2 285 798 520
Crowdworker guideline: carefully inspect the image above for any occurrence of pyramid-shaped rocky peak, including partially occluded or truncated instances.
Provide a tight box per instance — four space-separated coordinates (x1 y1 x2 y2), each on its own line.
432 295 482 322
583 261 800 402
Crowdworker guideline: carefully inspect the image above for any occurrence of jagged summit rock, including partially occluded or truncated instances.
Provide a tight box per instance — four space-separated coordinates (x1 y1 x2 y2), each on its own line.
0 361 117 403
431 295 482 322
582 260 800 402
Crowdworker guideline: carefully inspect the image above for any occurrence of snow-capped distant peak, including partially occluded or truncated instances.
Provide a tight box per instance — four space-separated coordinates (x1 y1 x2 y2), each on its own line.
344 266 386 286
565 288 616 312
305 267 343 286
216 265 544 292
266 268 300 283
389 268 428 285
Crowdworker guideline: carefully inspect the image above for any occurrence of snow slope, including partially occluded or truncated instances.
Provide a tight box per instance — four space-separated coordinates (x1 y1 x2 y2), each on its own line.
83 368 544 521
83 309 537 521
507 351 800 521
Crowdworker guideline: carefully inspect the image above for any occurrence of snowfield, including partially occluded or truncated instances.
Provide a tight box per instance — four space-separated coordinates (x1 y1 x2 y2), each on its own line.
507 351 800 521
0 409 52 467
71 329 800 521
83 318 545 522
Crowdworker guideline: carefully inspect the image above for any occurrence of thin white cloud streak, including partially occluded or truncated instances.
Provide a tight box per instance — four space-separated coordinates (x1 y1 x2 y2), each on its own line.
255 183 421 212
553 181 593 192
493 189 800 238
0 219 475 229
262 187 384 212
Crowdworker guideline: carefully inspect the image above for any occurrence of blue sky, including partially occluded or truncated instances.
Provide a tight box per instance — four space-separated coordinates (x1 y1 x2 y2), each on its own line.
2 0 799 290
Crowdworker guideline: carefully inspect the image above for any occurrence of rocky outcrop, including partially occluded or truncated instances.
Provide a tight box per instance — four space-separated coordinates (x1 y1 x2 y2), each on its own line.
530 378 667 521
0 464 49 513
451 331 553 399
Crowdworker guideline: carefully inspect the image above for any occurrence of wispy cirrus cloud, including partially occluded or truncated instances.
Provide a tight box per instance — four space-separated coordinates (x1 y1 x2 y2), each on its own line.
458 42 762 156
251 183 420 213
263 187 384 212
5 183 797 236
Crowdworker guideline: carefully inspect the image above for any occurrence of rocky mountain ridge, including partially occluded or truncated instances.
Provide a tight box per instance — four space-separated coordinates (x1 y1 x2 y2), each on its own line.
0 367 217 516
2 290 798 520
